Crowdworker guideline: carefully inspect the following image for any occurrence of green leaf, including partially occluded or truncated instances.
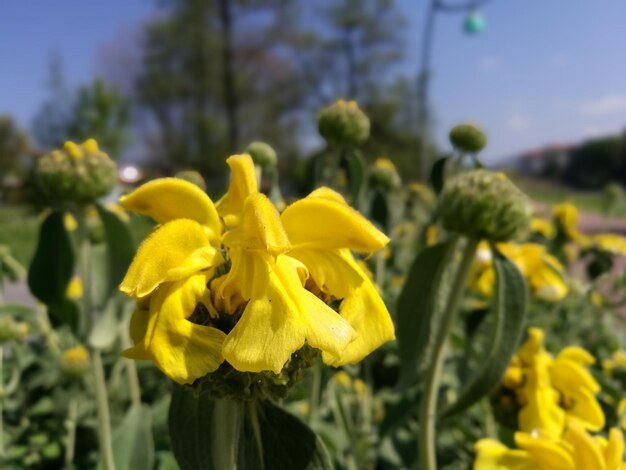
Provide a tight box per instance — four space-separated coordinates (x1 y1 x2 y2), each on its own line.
239 400 333 470
371 191 389 232
396 239 457 388
168 385 332 470
429 157 449 194
108 404 155 470
346 149 366 208
0 304 34 320
440 248 528 419
88 303 119 350
27 211 78 331
95 203 135 303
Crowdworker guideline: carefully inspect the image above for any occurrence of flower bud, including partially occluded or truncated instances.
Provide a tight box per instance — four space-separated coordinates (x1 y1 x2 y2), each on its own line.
35 139 117 205
0 316 28 343
245 142 277 168
369 158 401 190
439 170 531 242
318 99 370 147
60 346 91 378
175 170 207 191
449 123 487 153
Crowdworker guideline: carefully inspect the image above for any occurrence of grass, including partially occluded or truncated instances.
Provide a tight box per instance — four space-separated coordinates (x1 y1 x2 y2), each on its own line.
0 205 40 268
506 173 626 217
0 205 155 272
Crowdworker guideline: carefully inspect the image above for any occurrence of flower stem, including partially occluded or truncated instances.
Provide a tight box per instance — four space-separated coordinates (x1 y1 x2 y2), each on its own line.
418 237 478 470
212 398 241 470
92 351 115 470
75 207 115 470
119 308 141 407
0 345 4 459
64 397 78 467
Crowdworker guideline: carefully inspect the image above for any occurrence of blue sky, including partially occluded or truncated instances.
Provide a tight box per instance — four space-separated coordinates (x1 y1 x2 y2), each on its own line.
1 1 625 163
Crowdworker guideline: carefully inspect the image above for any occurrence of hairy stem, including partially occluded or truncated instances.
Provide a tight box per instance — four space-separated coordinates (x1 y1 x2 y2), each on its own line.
418 238 478 470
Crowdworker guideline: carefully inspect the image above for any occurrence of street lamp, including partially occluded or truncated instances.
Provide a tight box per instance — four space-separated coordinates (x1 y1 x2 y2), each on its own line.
416 0 490 180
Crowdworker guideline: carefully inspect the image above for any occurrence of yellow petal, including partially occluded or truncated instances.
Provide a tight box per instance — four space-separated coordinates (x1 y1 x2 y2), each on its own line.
557 346 595 366
473 439 534 470
120 178 221 240
126 271 226 384
222 193 290 256
120 219 223 298
562 418 605 470
290 248 394 366
215 154 258 227
282 191 389 252
604 428 625 470
221 254 356 373
515 432 575 470
122 309 151 360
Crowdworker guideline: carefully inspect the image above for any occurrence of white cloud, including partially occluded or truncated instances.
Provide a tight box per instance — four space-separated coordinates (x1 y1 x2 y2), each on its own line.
579 94 626 115
506 115 530 132
479 56 499 70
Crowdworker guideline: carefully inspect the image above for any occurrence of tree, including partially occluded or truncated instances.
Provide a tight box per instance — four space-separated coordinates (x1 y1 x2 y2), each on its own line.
0 116 29 177
33 58 131 158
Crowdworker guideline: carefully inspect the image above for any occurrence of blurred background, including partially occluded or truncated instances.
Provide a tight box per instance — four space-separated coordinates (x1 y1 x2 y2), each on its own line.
1 0 626 248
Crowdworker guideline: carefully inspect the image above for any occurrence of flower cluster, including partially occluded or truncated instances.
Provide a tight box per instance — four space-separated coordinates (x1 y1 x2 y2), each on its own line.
119 154 395 387
474 328 625 469
469 242 568 302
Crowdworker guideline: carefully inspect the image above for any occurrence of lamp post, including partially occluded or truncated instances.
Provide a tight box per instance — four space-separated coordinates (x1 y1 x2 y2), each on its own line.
416 0 489 180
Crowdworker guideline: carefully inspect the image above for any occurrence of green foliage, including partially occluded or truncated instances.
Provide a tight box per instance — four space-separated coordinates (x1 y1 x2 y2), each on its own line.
27 211 79 332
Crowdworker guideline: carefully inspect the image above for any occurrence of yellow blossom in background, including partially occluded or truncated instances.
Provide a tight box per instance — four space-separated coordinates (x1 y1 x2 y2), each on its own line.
552 203 590 246
592 233 626 256
603 350 626 374
425 224 439 247
63 212 78 231
530 217 555 239
476 329 624 469
469 242 568 302
505 328 604 436
475 419 626 470
66 276 83 300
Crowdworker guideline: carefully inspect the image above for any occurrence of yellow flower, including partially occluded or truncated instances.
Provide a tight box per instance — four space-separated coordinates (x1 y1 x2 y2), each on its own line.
469 243 568 302
592 234 626 256
552 203 590 246
602 350 626 373
281 187 395 366
474 420 626 470
217 192 356 373
119 178 226 384
512 329 604 437
530 217 555 239
66 276 83 300
215 154 259 227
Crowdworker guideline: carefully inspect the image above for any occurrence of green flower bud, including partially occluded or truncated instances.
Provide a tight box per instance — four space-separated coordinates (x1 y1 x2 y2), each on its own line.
175 170 207 191
0 316 28 344
245 142 277 168
36 139 117 205
318 99 370 147
449 123 487 153
192 345 318 401
439 170 531 242
369 158 401 191
60 346 91 378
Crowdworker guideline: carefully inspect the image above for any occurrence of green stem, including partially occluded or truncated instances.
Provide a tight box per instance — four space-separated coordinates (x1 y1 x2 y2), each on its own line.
0 346 4 459
93 351 115 470
76 208 115 469
308 358 322 424
212 399 241 470
76 206 92 338
418 238 478 470
65 398 78 468
119 311 141 406
246 401 264 469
